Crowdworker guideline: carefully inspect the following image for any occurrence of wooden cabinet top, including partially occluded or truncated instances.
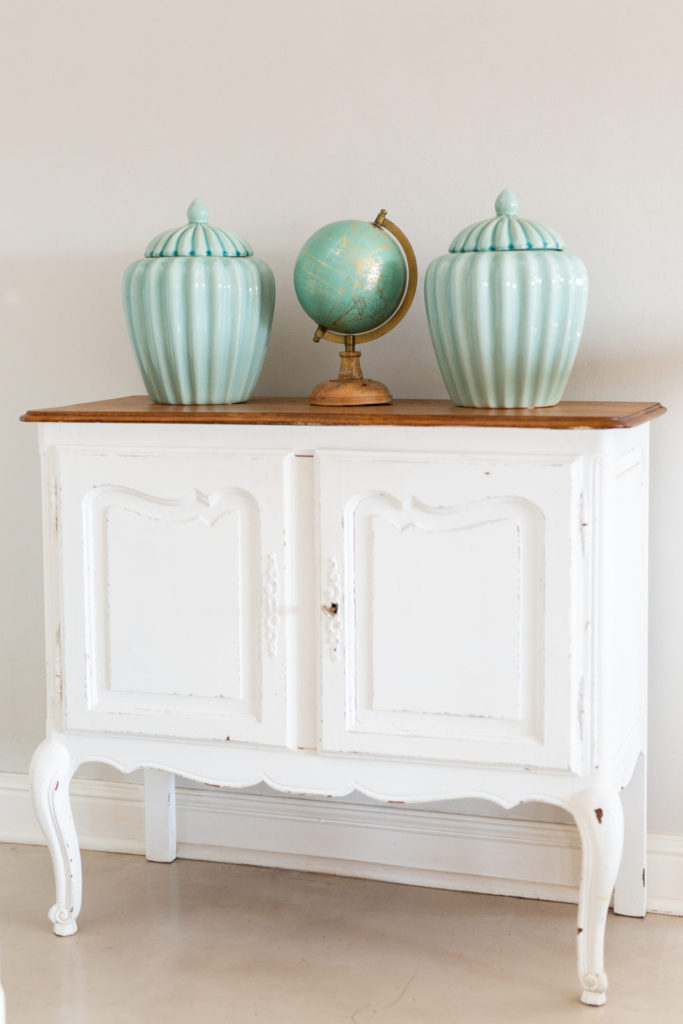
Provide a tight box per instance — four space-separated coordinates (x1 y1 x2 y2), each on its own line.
21 396 666 430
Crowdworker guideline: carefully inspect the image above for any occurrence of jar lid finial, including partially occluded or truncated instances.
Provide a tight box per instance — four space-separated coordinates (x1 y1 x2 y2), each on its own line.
187 199 209 224
495 190 519 217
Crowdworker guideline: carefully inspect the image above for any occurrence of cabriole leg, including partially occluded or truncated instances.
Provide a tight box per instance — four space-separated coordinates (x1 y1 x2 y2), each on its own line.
568 787 624 1006
30 738 81 936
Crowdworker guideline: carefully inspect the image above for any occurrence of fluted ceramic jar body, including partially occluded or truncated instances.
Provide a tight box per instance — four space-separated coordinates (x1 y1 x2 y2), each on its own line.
425 248 588 408
123 255 275 405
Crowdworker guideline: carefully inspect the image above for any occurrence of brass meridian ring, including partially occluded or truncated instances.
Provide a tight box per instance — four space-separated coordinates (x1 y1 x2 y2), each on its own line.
312 209 418 345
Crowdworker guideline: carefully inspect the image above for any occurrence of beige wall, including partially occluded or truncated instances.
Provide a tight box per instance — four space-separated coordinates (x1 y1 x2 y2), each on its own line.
2 0 682 832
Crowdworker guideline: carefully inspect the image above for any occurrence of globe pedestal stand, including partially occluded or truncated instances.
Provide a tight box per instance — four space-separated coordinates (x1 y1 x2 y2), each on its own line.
309 338 392 406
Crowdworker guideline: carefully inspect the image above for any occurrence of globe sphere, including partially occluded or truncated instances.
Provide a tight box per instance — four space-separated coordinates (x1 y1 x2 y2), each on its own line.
294 219 407 336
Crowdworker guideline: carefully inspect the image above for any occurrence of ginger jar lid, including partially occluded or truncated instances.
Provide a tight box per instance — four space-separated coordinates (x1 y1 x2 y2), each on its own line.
144 199 254 257
449 190 566 253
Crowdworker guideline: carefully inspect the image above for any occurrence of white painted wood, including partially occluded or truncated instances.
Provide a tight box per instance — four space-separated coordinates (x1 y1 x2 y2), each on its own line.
4 770 683 915
569 787 624 1006
291 454 317 750
30 418 653 1003
144 769 177 863
614 752 647 916
57 447 292 745
316 450 584 769
29 738 81 936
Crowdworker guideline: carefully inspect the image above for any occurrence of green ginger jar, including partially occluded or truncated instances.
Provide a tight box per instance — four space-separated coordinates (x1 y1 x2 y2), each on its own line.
424 190 588 408
123 200 275 405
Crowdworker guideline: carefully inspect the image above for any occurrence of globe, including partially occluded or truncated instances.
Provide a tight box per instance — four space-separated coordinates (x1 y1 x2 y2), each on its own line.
294 219 407 336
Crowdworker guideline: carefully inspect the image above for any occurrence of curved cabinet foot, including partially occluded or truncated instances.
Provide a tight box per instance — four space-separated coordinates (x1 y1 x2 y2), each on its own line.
568 787 624 1006
48 903 78 937
30 738 81 936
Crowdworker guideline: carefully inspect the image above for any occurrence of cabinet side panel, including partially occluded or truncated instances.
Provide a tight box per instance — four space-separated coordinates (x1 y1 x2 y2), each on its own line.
599 439 649 768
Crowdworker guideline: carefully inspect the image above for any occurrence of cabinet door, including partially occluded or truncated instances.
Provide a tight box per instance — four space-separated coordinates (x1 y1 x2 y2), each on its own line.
316 450 585 771
56 445 291 745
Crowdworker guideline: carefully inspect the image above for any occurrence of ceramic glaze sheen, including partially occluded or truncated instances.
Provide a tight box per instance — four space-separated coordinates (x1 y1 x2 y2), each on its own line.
122 201 275 405
23 398 663 1007
425 191 588 409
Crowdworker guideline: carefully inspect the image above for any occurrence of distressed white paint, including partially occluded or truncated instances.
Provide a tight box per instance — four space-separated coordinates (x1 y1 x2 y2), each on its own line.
31 418 651 1004
322 557 342 663
263 553 280 659
57 446 291 744
30 738 80 937
569 786 625 1005
614 752 647 917
317 450 582 768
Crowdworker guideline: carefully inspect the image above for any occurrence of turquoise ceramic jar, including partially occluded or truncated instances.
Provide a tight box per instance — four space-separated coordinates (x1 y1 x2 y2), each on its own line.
123 200 275 404
424 190 588 408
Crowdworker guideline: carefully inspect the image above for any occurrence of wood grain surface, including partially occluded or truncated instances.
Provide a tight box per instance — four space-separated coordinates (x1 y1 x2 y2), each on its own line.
21 395 666 429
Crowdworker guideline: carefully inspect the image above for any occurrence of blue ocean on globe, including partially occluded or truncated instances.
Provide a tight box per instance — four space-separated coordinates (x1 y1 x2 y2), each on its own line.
294 219 407 336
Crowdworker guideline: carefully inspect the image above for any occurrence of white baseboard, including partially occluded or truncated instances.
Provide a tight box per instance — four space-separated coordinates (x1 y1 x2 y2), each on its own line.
2 771 682 915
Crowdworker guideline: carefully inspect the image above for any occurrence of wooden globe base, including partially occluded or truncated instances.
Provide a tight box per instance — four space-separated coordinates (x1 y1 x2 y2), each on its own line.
309 350 392 407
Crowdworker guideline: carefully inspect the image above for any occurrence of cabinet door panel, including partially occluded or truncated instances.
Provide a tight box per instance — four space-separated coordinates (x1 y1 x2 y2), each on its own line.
56 446 291 745
361 496 536 721
316 450 584 771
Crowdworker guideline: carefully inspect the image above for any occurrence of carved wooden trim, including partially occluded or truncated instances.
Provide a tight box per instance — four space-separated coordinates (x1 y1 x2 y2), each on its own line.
263 554 280 659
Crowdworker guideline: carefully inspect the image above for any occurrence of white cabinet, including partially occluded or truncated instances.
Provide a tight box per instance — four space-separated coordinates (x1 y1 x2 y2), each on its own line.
23 396 664 1007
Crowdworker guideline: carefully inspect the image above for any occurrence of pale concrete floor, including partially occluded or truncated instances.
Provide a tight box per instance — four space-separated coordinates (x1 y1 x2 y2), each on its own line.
1 844 682 1023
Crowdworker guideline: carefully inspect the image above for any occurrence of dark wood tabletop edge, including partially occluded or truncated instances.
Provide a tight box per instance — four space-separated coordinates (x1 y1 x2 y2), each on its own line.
578 401 666 428
20 398 667 429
